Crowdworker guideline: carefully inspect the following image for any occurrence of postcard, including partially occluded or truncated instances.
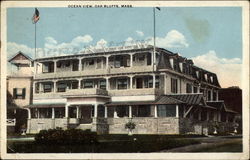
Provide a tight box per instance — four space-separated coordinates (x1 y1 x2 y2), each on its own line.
1 1 249 160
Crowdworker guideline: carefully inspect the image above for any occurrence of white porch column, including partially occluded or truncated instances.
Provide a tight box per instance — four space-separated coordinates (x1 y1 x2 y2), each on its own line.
106 56 110 69
33 82 36 94
216 91 219 101
104 106 108 118
106 77 109 90
54 60 57 72
78 58 82 71
76 106 79 119
151 51 154 66
130 53 133 67
65 105 69 118
154 105 158 118
152 74 156 88
94 104 98 118
52 108 55 119
130 76 133 89
78 79 81 89
129 106 132 118
218 112 221 122
210 89 213 101
26 108 31 119
53 80 57 92
197 84 201 93
176 105 179 118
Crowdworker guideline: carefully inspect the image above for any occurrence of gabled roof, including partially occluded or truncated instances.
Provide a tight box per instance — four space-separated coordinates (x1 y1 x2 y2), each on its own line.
168 93 205 106
207 101 238 113
8 51 33 62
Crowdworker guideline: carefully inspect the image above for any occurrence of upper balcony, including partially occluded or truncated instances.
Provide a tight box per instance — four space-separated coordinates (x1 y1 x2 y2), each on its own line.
34 52 154 80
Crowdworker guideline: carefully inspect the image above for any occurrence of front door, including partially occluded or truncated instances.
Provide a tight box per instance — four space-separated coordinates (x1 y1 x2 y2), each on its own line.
79 106 93 124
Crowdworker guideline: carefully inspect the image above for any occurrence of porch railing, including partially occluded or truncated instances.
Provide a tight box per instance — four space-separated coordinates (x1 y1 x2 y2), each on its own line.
7 119 16 126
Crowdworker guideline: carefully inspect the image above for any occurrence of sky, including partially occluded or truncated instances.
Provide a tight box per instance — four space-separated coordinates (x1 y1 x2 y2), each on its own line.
7 7 242 88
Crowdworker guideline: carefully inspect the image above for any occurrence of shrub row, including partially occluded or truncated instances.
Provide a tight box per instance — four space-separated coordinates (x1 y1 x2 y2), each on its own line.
35 128 97 144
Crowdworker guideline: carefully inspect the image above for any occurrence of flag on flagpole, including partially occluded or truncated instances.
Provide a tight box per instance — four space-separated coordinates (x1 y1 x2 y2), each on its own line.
32 8 40 24
156 7 161 11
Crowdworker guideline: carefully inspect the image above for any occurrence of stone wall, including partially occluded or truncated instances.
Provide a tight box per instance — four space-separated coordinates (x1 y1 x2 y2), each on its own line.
179 118 237 135
27 118 68 133
105 117 180 134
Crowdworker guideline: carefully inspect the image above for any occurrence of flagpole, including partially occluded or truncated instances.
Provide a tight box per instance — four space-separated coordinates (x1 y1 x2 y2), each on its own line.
35 22 37 59
153 7 156 72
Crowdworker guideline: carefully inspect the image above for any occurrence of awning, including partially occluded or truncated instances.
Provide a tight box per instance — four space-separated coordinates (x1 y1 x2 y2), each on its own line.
168 94 205 105
106 95 184 106
207 101 238 113
25 103 65 108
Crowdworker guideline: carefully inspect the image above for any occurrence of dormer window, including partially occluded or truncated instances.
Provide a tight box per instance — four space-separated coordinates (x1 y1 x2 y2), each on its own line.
179 62 183 72
204 74 208 81
210 76 214 83
169 58 174 69
196 71 199 78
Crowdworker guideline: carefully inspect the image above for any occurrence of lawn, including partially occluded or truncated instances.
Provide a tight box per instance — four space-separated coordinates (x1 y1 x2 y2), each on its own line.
7 134 201 153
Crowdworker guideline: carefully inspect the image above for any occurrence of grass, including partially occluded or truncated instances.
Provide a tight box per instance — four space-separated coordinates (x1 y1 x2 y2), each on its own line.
7 134 201 153
193 140 242 152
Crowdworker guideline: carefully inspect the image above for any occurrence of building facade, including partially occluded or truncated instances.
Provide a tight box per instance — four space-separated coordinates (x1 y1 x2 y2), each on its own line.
19 45 237 135
7 51 33 132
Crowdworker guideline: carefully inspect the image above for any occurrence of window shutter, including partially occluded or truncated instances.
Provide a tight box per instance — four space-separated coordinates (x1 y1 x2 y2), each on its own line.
22 88 26 99
13 88 17 99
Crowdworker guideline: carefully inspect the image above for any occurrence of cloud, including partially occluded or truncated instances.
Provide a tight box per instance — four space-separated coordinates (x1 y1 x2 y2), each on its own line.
136 30 144 37
43 35 93 56
95 39 108 49
191 50 242 88
184 17 210 43
146 30 189 48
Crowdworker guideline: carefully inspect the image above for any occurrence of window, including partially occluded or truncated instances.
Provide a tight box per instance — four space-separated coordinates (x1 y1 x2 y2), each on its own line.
99 80 106 90
39 108 52 118
186 83 192 93
54 108 65 118
44 83 52 93
84 81 94 88
57 83 67 92
132 105 151 117
71 81 78 89
43 62 54 73
155 76 160 88
116 106 129 117
157 105 176 117
117 79 128 90
69 107 77 118
213 91 217 101
207 90 211 101
171 78 178 93
72 61 79 71
13 88 26 99
98 105 105 117
137 55 145 61
87 60 94 66
146 53 152 65
31 108 38 118
193 86 198 93
35 83 39 93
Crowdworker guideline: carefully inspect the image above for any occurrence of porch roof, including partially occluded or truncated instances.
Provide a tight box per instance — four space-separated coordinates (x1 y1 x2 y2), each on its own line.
168 94 205 105
106 95 184 106
207 101 238 113
25 103 65 108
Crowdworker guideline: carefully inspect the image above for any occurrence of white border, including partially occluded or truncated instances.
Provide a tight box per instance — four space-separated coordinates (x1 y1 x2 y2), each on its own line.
1 1 249 160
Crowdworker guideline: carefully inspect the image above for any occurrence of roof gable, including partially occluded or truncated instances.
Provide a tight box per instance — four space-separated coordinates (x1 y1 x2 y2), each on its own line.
8 51 33 62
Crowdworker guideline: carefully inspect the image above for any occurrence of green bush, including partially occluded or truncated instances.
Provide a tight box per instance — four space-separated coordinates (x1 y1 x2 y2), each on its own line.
35 128 97 145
